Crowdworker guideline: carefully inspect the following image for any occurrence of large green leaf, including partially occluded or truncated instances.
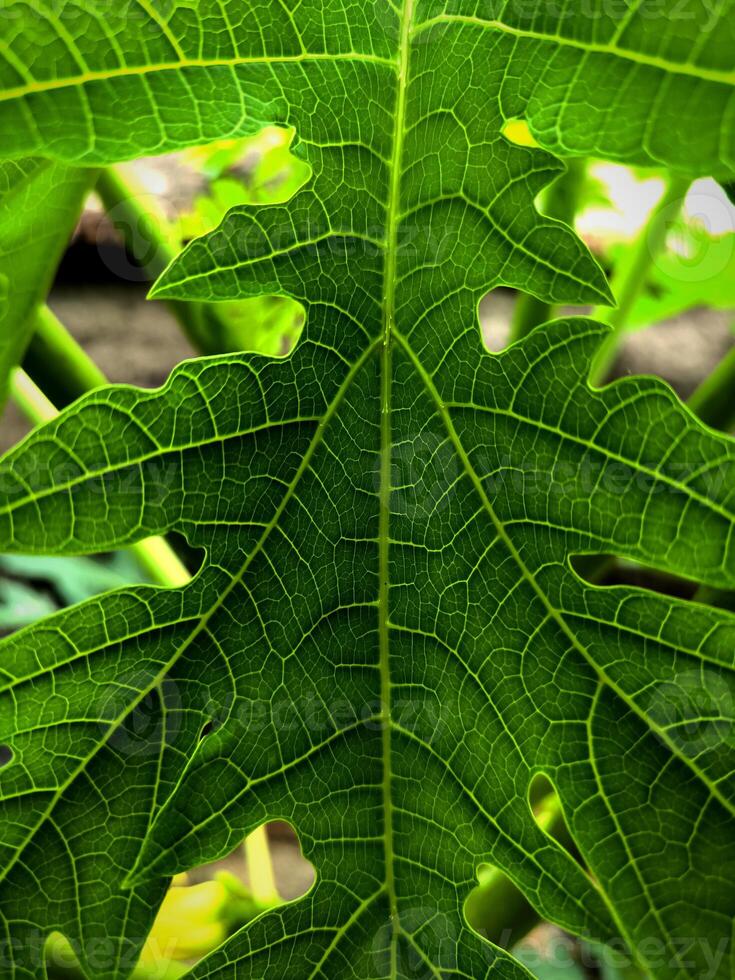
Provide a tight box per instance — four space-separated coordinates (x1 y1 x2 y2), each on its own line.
0 1 733 175
0 2 734 979
0 160 92 407
3 317 735 979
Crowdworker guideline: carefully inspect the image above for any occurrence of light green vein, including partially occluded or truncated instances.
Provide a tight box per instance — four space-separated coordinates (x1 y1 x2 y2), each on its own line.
379 0 415 971
0 51 397 103
411 14 735 86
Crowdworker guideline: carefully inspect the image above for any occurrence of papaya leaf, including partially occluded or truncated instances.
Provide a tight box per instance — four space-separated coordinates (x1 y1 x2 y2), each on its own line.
0 1 733 176
0 3 734 980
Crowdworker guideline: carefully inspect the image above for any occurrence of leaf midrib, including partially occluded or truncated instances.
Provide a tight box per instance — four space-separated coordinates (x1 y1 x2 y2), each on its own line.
377 0 415 966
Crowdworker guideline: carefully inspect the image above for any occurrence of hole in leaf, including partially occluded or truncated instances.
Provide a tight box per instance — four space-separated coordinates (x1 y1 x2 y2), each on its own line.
501 118 540 149
143 823 315 968
0 543 201 629
44 931 82 978
466 777 582 948
0 745 12 768
479 288 513 351
528 771 554 808
190 125 312 207
160 536 205 581
198 720 215 741
205 294 305 358
465 862 542 948
241 822 314 904
570 554 700 600
170 125 310 359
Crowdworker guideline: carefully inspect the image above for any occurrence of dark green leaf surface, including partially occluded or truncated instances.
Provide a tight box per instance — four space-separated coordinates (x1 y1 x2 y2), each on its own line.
0 3 734 979
0 160 92 407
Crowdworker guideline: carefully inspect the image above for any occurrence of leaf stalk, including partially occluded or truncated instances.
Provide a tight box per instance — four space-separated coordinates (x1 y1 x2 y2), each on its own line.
687 340 735 432
590 174 691 385
95 168 226 355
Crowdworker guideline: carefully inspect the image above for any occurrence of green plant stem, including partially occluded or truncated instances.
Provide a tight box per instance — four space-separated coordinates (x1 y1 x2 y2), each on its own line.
687 336 735 610
687 342 735 432
94 167 180 277
95 168 221 354
509 158 587 342
590 175 690 385
8 363 58 423
23 305 107 409
244 825 280 905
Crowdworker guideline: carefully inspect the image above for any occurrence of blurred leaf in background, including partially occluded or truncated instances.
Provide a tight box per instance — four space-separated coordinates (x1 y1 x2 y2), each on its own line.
0 551 154 631
578 167 735 330
609 201 735 331
511 931 589 980
0 577 57 631
178 127 311 220
512 931 648 980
